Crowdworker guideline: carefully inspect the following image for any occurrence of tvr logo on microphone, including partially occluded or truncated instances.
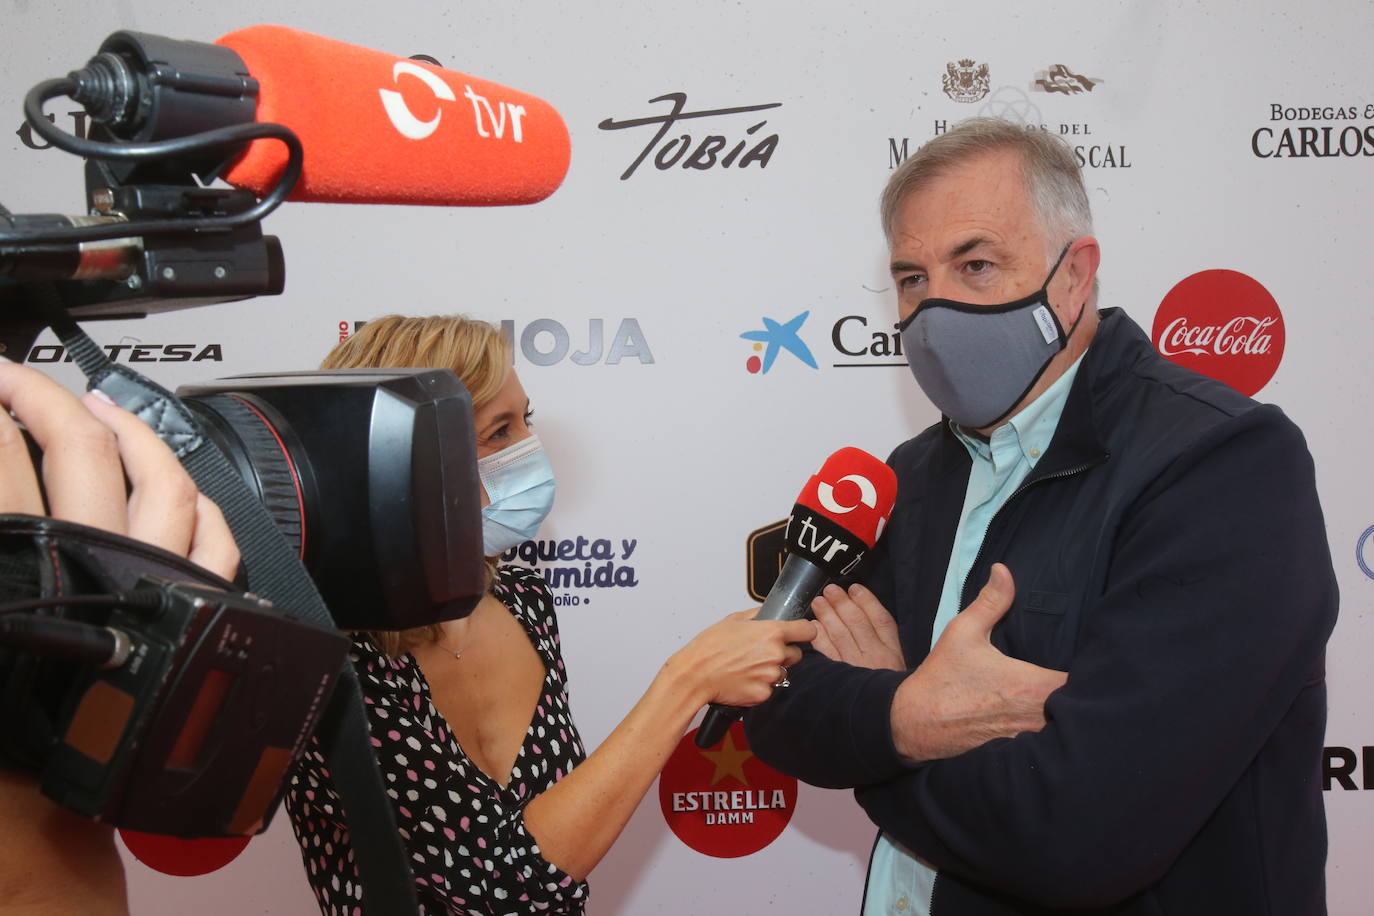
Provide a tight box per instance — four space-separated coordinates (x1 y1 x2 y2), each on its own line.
785 509 866 575
379 57 527 143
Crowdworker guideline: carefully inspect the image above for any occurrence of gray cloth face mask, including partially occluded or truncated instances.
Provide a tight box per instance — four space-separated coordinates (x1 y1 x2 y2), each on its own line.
897 245 1077 430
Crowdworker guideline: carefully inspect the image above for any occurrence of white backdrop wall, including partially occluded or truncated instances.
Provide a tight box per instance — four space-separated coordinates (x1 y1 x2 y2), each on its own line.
3 1 1372 913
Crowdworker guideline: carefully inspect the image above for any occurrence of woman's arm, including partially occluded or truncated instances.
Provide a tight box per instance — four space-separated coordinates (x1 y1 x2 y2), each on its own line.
522 610 816 880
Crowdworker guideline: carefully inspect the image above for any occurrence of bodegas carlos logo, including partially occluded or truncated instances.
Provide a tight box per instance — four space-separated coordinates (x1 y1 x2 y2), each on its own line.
659 722 797 857
1151 269 1285 397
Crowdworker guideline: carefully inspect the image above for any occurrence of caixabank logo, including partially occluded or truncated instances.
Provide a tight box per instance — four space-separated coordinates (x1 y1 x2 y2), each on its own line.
659 722 797 857
741 308 909 375
739 311 818 374
1152 270 1285 396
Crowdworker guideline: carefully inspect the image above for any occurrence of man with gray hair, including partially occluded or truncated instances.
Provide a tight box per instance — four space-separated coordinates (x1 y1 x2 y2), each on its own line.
747 118 1337 914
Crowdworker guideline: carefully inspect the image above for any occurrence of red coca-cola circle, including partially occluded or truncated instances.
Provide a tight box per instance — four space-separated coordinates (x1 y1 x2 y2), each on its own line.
658 722 797 858
1152 269 1285 396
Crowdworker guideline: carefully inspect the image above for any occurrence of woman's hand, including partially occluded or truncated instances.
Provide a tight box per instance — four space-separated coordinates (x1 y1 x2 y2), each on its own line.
663 611 817 708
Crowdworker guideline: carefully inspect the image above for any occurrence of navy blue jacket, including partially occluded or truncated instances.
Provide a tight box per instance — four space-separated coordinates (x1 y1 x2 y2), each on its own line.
746 308 1338 914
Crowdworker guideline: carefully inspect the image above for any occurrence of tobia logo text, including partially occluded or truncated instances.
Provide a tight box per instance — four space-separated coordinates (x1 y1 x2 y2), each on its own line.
598 92 780 180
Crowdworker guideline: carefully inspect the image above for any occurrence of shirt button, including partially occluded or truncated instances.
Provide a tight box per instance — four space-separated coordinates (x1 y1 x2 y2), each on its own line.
1030 447 1041 458
896 897 909 911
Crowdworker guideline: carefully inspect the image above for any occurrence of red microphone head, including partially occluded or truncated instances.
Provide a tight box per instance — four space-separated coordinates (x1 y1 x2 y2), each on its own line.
786 448 897 575
215 25 570 206
793 447 897 548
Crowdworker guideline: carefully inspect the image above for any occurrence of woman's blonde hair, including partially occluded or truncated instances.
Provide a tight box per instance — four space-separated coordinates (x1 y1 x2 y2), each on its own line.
322 314 511 658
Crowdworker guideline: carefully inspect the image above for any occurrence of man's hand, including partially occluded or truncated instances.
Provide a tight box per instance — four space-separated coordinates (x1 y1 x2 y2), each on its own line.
891 563 1067 764
811 583 905 671
0 364 238 579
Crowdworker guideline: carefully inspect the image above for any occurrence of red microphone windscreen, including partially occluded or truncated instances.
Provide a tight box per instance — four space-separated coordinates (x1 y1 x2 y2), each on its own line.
215 25 570 206
793 447 897 548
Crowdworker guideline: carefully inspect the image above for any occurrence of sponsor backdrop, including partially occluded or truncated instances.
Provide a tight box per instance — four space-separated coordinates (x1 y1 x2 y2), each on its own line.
3 1 1372 912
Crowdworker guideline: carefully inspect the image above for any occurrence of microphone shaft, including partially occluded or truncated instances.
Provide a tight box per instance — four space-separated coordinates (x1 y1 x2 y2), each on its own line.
696 554 829 748
755 553 829 621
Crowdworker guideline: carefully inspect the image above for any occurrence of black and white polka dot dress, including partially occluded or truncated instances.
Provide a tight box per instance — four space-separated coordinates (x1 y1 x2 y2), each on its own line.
286 565 590 915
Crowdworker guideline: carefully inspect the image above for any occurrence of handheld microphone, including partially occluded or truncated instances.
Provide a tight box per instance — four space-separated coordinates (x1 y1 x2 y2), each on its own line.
213 25 570 206
695 448 897 748
2 26 570 321
52 25 569 209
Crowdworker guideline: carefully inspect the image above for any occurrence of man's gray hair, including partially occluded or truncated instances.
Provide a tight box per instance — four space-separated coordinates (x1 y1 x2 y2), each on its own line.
880 118 1094 260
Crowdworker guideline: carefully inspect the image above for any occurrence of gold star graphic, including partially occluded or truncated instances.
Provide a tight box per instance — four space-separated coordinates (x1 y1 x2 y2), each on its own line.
699 732 753 786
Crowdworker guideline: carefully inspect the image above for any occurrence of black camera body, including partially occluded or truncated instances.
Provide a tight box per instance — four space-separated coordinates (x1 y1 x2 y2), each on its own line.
0 516 351 837
46 578 349 836
180 368 488 631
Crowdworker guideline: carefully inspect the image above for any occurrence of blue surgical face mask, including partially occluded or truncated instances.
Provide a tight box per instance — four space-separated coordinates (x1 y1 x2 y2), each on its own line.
897 244 1079 430
477 434 555 556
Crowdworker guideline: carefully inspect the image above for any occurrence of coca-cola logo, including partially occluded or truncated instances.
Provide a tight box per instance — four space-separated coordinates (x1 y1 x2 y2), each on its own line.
1152 269 1285 396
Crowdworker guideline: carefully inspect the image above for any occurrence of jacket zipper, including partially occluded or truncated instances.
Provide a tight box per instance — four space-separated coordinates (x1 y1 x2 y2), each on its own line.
956 457 1107 605
925 457 1103 916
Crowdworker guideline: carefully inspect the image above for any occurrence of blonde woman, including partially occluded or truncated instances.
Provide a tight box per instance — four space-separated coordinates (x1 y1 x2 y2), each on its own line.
286 315 813 915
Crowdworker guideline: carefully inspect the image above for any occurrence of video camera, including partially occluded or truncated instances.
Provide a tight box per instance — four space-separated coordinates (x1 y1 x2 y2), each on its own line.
0 28 487 863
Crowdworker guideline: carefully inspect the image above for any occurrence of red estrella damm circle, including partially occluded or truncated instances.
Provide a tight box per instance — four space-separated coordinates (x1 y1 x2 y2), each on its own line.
119 829 252 876
658 722 797 858
1151 269 1285 397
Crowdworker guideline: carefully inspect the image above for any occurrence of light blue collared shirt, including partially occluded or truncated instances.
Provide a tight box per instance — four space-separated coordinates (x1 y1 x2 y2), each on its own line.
863 353 1085 916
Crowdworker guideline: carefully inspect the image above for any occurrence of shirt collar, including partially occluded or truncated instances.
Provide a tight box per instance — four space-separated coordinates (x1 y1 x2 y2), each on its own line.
951 351 1088 469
